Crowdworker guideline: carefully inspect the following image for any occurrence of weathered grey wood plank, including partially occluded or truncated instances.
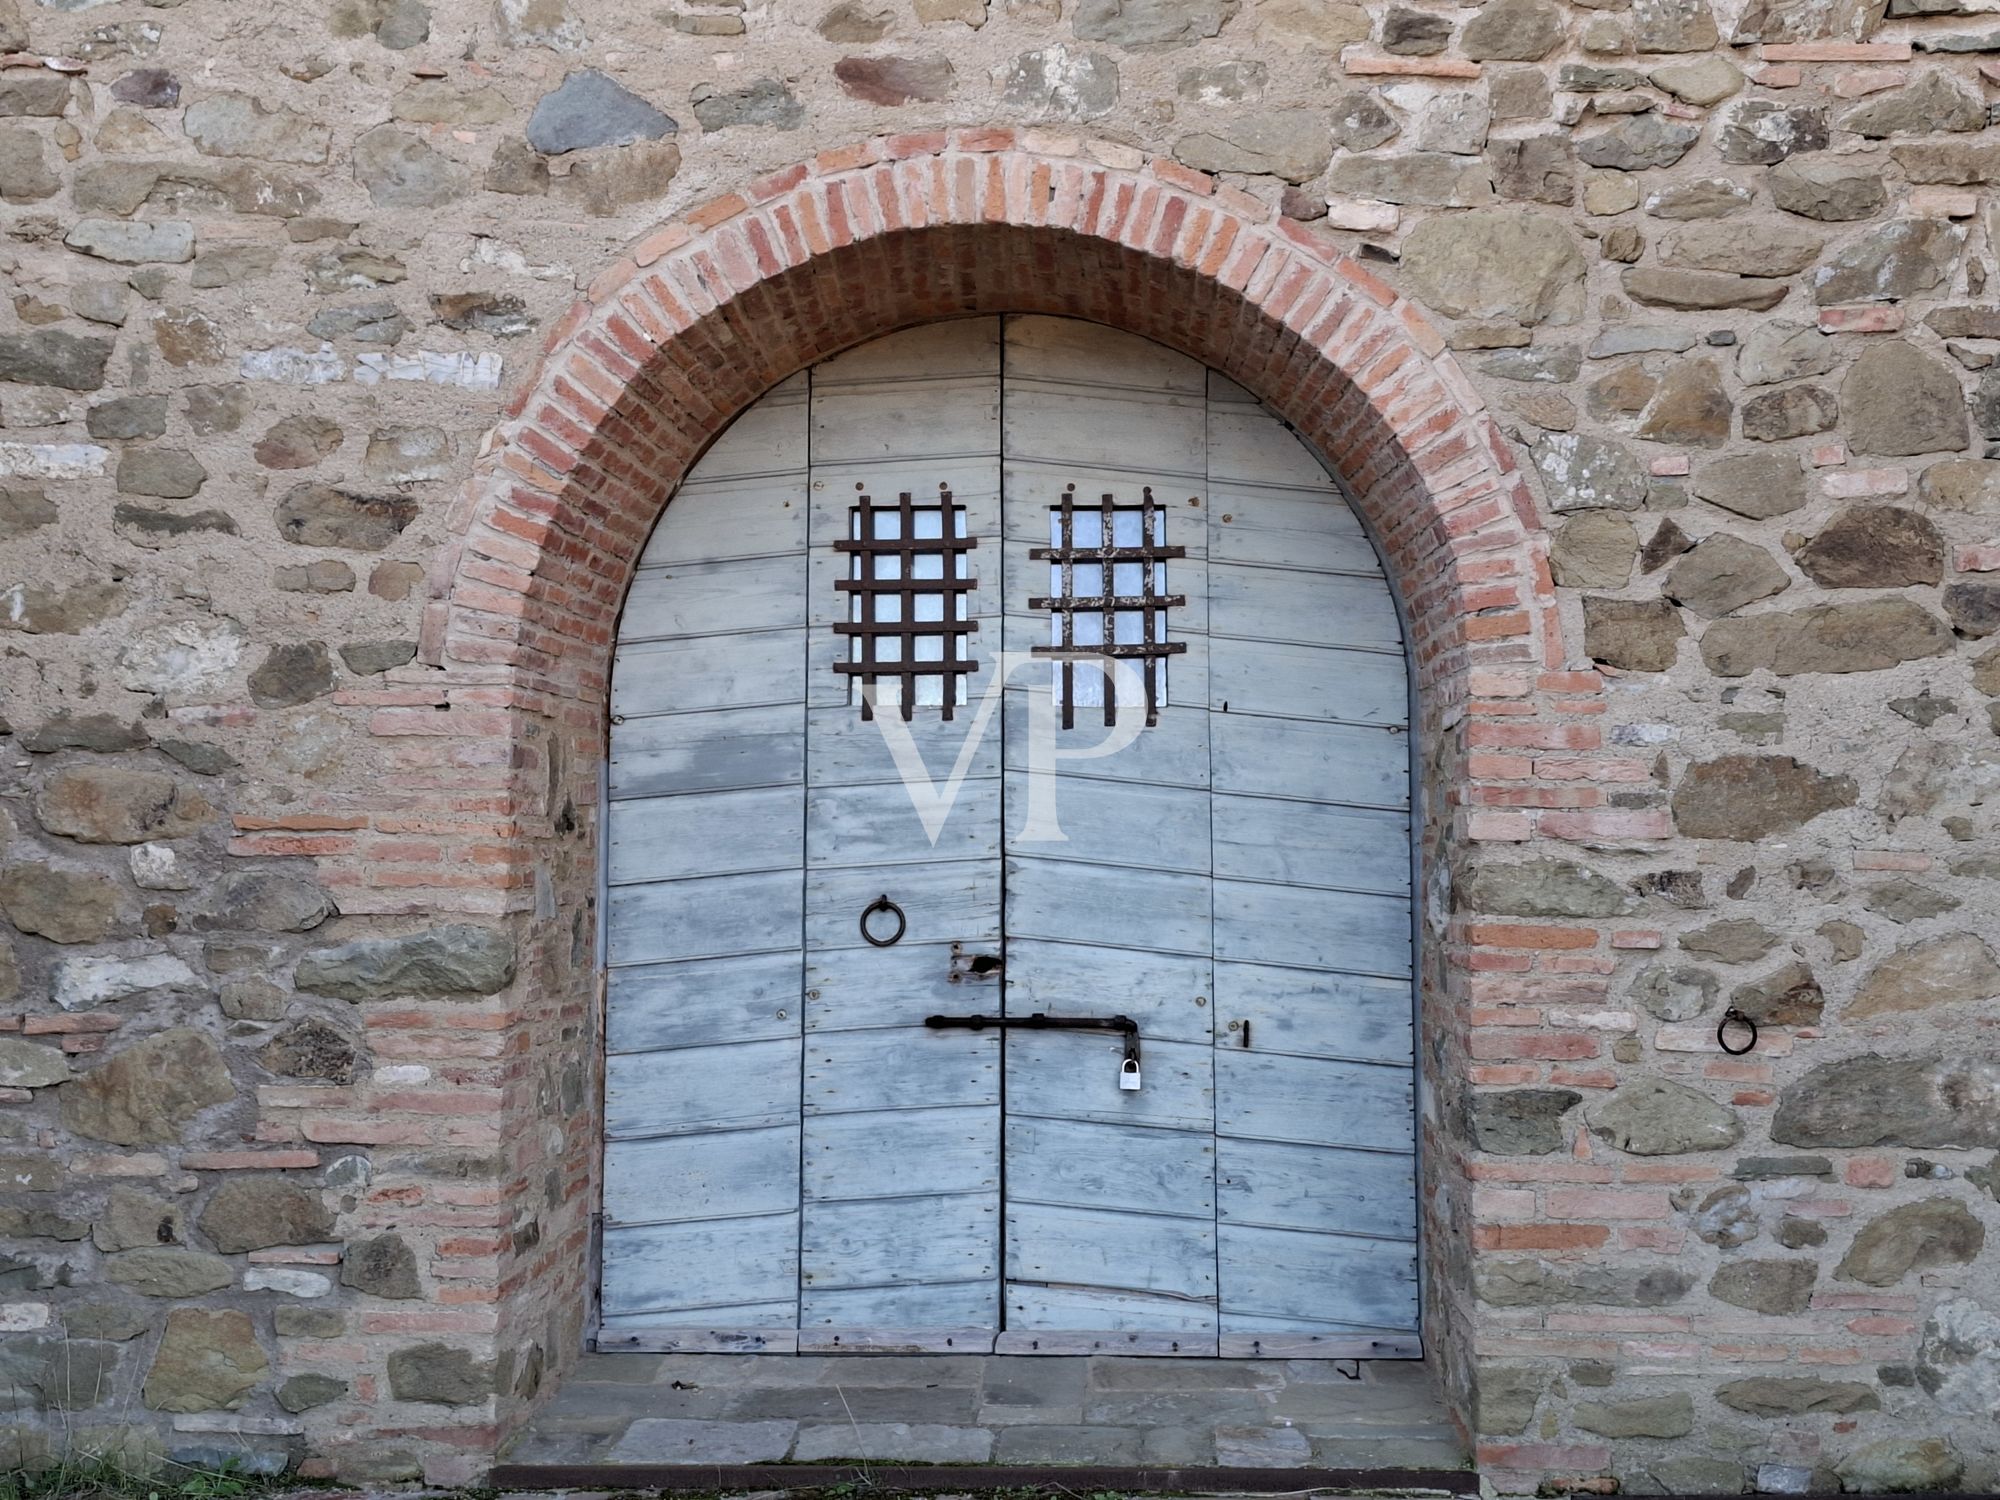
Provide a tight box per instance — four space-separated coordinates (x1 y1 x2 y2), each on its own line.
604 1124 800 1227
805 859 998 952
598 1325 801 1352
623 553 809 643
1213 1052 1415 1153
1211 714 1407 807
607 869 802 967
1211 961 1414 1066
608 704 803 801
804 1026 998 1115
1209 639 1406 725
1006 1203 1216 1305
607 951 802 1055
600 1214 799 1321
1209 563 1403 654
612 629 806 719
639 471 810 570
805 941 977 1032
996 1324 1215 1354
805 700 1005 790
798 1326 996 1353
1005 1035 1213 1133
808 779 1000 868
1001 938 1212 1044
1218 1330 1422 1359
1006 1116 1216 1219
801 1284 1000 1334
1000 682 1214 792
607 785 804 885
1008 315 1208 397
1211 795 1411 896
805 1105 998 1201
1214 878 1410 978
1002 773 1209 873
802 1192 999 1289
1005 858 1211 958
1217 1223 1419 1333
1216 1137 1417 1240
606 1037 801 1139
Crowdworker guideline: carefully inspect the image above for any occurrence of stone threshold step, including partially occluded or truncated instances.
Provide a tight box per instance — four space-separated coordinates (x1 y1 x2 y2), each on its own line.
488 1463 1476 1495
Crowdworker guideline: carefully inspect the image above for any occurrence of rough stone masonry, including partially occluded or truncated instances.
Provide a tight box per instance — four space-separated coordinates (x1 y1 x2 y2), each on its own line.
1 0 2000 1491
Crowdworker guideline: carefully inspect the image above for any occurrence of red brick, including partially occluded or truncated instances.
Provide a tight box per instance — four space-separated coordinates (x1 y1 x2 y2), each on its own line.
1473 1223 1612 1251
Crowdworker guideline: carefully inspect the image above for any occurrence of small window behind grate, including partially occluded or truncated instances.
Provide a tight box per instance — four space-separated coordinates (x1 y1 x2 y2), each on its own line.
1030 485 1187 730
833 487 979 721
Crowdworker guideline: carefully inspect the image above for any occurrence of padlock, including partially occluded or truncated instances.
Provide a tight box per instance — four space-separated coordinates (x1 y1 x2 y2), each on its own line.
1119 1057 1142 1091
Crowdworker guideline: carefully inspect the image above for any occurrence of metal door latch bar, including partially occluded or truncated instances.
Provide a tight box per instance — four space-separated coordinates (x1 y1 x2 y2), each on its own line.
924 1010 1140 1069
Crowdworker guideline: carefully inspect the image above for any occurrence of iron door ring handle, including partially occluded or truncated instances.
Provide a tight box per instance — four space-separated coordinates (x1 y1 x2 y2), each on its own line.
1717 1006 1757 1056
860 894 906 947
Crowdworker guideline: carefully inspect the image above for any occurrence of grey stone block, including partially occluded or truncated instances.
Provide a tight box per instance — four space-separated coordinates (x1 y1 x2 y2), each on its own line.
791 1422 993 1462
608 1418 797 1464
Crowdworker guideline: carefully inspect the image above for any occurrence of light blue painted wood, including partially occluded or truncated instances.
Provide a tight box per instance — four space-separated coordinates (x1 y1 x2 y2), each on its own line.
1006 1203 1216 1306
799 319 1009 1343
804 859 999 953
601 1214 798 1321
1211 714 1406 807
1210 640 1406 725
804 941 978 1031
1004 859 1211 957
605 1037 801 1140
608 705 802 801
806 701 1004 788
1002 1286 1217 1341
1212 795 1411 896
1217 1223 1419 1333
1211 961 1414 1066
1007 1116 1216 1219
804 1025 999 1116
606 869 802 967
610 630 806 719
1214 878 1411 977
803 1193 999 1291
1006 1035 1215 1133
607 951 802 1055
1210 563 1404 653
805 1106 998 1201
1216 1137 1417 1240
602 369 807 1333
623 553 810 643
604 1125 800 1226
1000 938 1212 1044
1000 683 1214 791
807 779 1000 868
1002 773 1209 874
1213 1052 1415 1153
801 1281 999 1333
602 314 1418 1354
606 786 804 885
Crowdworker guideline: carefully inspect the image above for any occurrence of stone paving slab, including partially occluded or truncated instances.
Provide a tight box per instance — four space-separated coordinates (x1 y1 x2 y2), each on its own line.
504 1353 1467 1473
791 1422 996 1463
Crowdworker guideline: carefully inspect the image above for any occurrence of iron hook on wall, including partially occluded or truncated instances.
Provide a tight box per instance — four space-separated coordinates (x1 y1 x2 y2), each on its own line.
1716 1006 1757 1056
859 893 907 947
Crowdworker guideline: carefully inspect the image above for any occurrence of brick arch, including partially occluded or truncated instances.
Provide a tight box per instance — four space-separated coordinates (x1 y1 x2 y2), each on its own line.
376 130 1631 1478
427 130 1560 709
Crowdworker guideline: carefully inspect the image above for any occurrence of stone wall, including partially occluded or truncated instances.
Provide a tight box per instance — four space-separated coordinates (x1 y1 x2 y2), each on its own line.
2 0 1999 1490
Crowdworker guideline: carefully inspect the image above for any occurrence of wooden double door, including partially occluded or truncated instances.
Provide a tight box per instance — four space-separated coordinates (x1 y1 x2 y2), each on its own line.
599 317 1418 1357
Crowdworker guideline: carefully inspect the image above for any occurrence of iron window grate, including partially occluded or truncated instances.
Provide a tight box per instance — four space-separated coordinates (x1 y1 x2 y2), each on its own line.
1030 485 1187 730
833 487 980 722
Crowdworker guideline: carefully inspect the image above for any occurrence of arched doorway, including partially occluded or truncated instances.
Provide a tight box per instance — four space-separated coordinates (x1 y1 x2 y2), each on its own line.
599 315 1418 1358
375 132 1594 1480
